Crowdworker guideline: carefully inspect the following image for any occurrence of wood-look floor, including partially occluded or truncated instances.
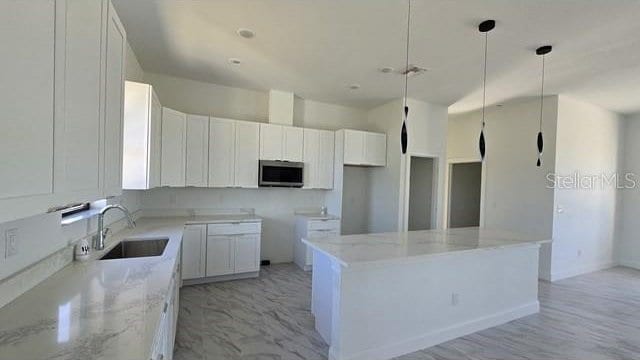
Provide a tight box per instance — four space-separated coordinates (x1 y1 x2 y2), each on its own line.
174 264 640 360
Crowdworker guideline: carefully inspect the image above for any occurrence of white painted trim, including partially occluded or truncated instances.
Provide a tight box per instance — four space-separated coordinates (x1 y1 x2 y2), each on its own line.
443 158 486 229
549 261 616 282
329 301 540 360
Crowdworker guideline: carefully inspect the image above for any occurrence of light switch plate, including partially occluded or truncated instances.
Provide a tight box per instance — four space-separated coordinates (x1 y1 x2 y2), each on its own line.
5 228 18 258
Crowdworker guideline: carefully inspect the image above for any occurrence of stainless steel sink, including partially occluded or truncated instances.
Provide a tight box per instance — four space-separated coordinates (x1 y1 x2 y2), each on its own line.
100 238 169 260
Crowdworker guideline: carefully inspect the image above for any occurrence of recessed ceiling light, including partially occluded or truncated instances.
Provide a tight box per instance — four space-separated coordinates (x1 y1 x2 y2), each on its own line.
237 28 255 39
228 58 242 65
348 84 361 90
380 67 394 73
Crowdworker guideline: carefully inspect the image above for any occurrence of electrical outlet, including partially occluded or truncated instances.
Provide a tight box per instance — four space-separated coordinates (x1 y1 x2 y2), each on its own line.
5 228 18 258
451 293 460 306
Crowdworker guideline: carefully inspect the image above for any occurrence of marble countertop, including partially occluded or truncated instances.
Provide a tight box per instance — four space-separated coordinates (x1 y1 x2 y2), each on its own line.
179 213 262 224
0 216 229 360
295 212 340 221
303 227 551 267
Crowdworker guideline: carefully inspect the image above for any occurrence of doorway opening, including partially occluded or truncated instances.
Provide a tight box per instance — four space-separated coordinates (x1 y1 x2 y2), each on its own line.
408 156 436 231
448 162 482 228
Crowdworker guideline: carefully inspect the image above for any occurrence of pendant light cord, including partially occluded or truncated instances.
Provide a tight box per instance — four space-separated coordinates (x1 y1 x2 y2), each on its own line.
403 0 411 111
481 32 488 129
539 54 546 132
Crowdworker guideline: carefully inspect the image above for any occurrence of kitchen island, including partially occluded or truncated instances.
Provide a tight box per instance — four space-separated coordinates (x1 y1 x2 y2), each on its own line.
303 227 550 360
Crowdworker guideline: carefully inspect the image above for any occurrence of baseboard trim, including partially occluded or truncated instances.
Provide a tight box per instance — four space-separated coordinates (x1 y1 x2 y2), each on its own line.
181 271 259 286
617 260 640 271
550 261 616 282
329 301 539 360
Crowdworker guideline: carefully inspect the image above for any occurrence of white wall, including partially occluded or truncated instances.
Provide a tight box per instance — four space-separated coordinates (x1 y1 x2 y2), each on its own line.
366 98 448 233
549 96 623 280
618 114 640 269
341 166 371 235
145 72 270 121
294 97 368 131
448 97 558 237
125 42 145 82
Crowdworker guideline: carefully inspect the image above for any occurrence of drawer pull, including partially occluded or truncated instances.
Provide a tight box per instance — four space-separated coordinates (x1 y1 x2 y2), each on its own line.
163 302 168 313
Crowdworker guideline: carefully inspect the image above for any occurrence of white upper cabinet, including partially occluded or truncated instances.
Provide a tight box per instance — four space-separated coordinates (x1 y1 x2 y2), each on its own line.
185 115 209 187
365 132 387 166
343 130 366 165
209 118 236 187
161 107 187 187
259 124 303 162
123 81 162 190
341 129 386 167
259 123 283 161
283 126 304 162
55 0 103 200
234 121 260 188
210 119 258 188
102 1 126 197
317 130 335 188
0 0 58 222
303 129 334 189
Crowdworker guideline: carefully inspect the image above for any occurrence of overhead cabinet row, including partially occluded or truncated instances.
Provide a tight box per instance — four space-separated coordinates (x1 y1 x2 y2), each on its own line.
0 0 126 224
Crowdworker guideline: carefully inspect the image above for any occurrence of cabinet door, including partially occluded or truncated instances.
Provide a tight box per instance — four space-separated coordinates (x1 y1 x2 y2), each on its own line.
161 107 187 187
234 234 260 273
303 129 320 188
365 132 387 166
317 130 335 189
55 0 103 200
103 1 126 197
206 236 234 277
122 81 151 190
208 118 235 187
234 121 260 188
186 115 209 187
149 90 163 188
343 130 365 165
259 123 282 160
181 225 206 280
0 1 56 206
283 126 304 162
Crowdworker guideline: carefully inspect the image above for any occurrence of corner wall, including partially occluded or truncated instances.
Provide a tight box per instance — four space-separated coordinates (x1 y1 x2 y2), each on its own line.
549 96 623 280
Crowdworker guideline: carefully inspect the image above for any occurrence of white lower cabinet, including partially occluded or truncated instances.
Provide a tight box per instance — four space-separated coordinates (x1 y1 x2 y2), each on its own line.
181 225 206 280
182 220 262 283
205 235 235 277
151 259 180 360
294 217 340 271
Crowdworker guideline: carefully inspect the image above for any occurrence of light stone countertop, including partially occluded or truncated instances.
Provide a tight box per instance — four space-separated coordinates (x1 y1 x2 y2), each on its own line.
303 227 551 268
295 212 340 221
0 214 260 360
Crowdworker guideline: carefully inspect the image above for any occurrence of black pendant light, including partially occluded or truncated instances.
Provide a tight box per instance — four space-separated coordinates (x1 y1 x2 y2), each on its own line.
536 45 552 167
400 0 411 155
478 20 495 161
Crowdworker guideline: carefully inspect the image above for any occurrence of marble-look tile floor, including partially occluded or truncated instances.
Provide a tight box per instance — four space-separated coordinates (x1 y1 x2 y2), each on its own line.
174 264 640 360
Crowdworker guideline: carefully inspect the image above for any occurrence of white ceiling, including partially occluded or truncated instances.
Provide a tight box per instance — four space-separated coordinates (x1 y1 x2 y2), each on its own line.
113 0 640 115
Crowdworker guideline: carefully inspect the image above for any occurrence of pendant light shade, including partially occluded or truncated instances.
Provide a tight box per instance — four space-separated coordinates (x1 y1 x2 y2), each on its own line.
536 45 552 167
401 0 411 155
478 20 495 161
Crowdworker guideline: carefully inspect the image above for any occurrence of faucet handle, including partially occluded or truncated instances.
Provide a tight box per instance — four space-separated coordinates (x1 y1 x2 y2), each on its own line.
102 227 110 237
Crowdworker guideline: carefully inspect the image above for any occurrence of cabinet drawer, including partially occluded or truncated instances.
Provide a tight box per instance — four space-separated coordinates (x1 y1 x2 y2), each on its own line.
307 219 340 231
207 222 261 235
308 230 339 239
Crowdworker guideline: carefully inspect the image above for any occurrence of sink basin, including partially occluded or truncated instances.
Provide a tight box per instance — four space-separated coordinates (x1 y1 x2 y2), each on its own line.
100 238 169 260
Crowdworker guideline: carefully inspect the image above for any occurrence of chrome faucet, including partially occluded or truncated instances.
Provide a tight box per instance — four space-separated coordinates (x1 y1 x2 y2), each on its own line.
94 205 136 250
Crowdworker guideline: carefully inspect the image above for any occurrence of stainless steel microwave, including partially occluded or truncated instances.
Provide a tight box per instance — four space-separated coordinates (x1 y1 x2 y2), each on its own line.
258 160 304 188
